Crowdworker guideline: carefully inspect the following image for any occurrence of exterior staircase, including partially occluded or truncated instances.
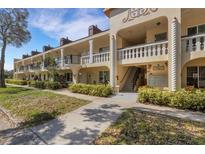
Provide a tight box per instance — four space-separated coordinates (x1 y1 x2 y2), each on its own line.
122 67 140 92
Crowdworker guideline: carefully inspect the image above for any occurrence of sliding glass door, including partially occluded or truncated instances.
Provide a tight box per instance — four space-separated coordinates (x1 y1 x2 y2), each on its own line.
187 67 198 88
199 66 205 88
187 66 205 88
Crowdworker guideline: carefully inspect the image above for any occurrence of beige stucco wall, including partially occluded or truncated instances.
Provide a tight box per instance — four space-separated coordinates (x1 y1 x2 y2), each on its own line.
79 67 109 84
146 25 168 43
147 62 168 88
181 9 205 36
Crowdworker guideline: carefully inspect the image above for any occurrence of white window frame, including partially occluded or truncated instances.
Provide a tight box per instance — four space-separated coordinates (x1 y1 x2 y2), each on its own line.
187 23 205 36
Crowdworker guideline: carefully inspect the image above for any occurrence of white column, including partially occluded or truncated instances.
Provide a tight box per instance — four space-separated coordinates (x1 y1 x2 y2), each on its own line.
170 17 178 91
89 40 93 63
61 48 64 68
110 34 117 88
22 61 25 72
71 66 81 84
42 54 45 70
31 58 33 71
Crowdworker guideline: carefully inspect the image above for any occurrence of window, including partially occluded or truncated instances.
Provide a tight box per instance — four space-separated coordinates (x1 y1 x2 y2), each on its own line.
99 71 109 83
187 67 198 88
65 72 72 82
155 32 167 42
99 47 109 53
198 24 205 34
187 24 205 36
199 66 205 88
188 26 197 36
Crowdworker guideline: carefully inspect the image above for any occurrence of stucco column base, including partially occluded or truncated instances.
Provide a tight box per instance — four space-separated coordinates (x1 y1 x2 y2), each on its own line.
71 66 81 84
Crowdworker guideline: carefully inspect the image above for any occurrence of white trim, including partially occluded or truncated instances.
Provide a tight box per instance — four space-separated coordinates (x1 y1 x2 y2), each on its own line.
186 23 205 36
182 33 205 40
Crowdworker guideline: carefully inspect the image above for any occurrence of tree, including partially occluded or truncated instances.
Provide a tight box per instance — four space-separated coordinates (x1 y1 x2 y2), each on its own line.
0 9 31 87
44 56 58 81
4 70 13 79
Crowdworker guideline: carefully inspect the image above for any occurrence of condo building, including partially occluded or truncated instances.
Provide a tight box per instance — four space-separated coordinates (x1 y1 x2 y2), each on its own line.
14 8 205 92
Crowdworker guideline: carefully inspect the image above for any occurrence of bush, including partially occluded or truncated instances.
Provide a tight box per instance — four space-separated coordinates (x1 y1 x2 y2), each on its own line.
34 81 46 89
69 83 112 97
28 81 63 90
45 81 62 90
5 79 27 85
138 87 205 112
138 86 172 105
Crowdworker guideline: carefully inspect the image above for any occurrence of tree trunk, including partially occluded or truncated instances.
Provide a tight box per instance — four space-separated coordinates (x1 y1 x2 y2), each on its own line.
0 40 7 88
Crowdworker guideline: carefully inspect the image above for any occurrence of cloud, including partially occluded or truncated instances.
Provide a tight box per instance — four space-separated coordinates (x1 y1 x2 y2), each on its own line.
29 8 109 41
5 62 13 71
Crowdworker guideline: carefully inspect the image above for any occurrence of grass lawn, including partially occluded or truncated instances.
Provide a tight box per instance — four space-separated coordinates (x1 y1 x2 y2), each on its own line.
94 109 205 145
0 87 90 127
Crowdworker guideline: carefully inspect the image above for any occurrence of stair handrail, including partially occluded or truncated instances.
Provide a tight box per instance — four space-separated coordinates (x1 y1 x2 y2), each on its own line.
132 69 139 90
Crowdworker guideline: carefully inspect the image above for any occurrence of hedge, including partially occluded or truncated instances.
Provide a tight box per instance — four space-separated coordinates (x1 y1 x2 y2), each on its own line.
138 86 205 112
69 83 112 97
28 81 62 90
45 81 62 90
5 79 27 85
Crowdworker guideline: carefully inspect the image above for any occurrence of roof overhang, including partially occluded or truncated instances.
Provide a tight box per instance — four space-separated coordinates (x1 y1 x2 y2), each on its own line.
104 8 115 17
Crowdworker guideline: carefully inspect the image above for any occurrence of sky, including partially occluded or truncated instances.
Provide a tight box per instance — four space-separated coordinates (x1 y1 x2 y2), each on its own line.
5 8 109 70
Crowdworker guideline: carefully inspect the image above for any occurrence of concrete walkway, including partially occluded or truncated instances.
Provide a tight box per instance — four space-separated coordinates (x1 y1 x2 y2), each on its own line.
31 91 137 144
31 89 205 144
2 84 205 144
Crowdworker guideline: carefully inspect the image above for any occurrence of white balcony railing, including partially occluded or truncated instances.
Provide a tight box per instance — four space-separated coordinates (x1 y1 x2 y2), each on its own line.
93 52 110 63
81 52 110 65
118 41 168 61
182 34 205 52
81 55 90 64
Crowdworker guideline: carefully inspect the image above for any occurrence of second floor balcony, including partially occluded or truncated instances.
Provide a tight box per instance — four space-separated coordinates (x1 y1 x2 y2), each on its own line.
81 51 110 67
182 34 205 65
118 41 169 65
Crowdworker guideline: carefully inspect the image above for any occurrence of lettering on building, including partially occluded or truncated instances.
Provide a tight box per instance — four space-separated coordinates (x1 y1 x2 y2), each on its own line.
153 64 165 71
122 8 158 23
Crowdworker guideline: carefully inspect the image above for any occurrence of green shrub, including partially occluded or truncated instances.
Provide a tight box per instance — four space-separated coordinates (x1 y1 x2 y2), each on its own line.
28 81 46 89
5 79 27 85
28 81 63 90
138 87 205 112
69 83 112 97
138 87 172 105
170 89 205 111
35 81 46 89
45 81 62 90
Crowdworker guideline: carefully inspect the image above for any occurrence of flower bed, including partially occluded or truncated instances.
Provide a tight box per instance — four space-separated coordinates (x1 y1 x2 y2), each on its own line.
28 81 64 90
138 86 205 112
69 83 112 97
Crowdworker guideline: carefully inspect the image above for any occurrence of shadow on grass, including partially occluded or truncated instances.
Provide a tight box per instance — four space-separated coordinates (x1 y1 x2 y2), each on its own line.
94 108 205 145
0 87 32 95
19 112 59 128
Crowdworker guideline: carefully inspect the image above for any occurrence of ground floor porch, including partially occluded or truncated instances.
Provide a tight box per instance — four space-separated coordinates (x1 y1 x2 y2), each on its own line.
13 66 111 85
13 57 205 91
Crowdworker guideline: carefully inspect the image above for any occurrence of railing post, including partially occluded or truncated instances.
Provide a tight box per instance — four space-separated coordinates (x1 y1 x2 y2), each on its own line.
42 54 45 70
196 37 201 51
